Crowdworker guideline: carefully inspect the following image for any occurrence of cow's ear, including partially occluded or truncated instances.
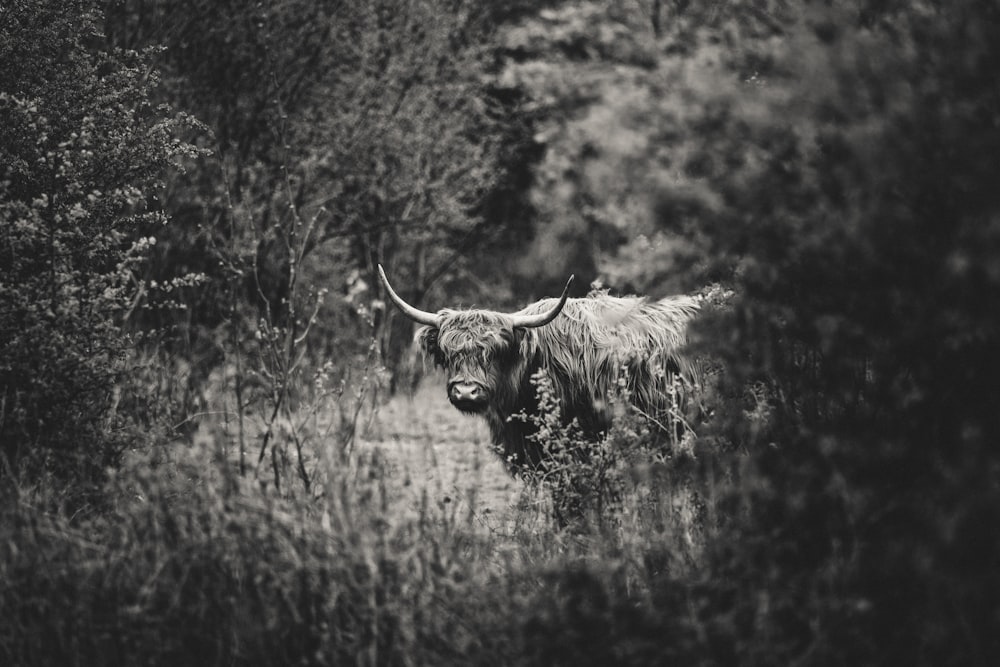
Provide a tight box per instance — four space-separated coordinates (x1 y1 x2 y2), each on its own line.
508 326 526 349
415 326 442 359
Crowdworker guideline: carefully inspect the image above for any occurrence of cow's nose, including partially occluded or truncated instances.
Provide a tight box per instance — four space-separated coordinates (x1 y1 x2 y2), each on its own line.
449 382 483 402
448 381 487 411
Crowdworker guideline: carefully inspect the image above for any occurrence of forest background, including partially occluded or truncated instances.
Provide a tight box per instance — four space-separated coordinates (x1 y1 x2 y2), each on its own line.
1 1 999 665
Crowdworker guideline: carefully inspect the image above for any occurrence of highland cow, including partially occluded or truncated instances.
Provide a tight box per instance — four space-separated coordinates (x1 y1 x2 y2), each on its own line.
378 265 700 473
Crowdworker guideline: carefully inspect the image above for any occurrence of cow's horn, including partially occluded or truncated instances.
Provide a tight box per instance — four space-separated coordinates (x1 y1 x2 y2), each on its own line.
377 264 441 327
508 275 574 329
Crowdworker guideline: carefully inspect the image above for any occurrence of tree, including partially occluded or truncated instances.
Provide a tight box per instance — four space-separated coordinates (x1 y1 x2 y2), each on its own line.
0 0 194 489
106 0 545 384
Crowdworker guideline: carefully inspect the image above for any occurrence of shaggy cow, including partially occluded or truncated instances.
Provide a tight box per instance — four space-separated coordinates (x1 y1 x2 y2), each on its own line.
378 265 700 473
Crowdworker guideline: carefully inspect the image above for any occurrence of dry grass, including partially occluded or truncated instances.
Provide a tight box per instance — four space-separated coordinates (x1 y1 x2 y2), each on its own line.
0 369 716 666
359 377 524 530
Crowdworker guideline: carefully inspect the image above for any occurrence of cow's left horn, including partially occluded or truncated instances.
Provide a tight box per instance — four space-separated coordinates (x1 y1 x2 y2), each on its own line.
378 264 441 327
508 275 574 329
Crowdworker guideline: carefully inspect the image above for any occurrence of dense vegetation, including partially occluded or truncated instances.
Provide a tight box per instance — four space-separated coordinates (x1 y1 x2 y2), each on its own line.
2 1 998 665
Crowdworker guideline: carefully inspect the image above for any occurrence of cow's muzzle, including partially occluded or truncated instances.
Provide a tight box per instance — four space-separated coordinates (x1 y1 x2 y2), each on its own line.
448 381 488 413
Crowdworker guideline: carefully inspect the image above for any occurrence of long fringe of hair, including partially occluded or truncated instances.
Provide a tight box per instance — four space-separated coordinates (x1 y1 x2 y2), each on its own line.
519 291 700 410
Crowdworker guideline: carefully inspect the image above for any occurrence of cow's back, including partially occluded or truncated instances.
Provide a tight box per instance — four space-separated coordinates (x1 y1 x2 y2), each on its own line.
518 292 699 414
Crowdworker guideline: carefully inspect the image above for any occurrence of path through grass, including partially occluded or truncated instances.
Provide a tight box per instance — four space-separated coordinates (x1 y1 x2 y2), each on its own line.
359 377 529 533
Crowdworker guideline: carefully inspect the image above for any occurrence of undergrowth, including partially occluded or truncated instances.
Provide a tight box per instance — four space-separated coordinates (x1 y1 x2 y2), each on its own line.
0 370 718 667
514 370 713 568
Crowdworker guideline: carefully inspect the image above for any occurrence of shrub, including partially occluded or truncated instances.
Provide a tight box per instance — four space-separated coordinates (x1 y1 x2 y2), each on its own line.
513 369 710 562
0 0 195 492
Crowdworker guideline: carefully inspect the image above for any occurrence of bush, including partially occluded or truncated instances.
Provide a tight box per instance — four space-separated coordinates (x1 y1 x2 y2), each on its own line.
512 369 710 565
0 0 195 491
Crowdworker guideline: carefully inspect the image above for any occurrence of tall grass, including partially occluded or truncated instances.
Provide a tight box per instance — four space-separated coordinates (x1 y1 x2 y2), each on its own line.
3 443 473 665
0 368 720 666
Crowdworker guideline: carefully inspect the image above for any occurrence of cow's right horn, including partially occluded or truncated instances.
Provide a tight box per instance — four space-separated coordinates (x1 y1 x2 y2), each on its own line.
377 264 441 327
508 275 574 329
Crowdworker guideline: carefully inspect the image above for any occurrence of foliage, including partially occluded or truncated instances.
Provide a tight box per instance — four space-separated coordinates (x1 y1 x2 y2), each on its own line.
647 2 1000 664
4 1 1000 665
0 0 194 489
496 1 1000 663
513 370 620 524
105 0 545 380
516 369 707 537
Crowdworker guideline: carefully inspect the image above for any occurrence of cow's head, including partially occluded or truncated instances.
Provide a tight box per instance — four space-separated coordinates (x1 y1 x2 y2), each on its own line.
378 265 573 414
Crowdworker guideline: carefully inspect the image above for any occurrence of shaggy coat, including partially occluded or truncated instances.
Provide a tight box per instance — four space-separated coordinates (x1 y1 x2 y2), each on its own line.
416 291 700 472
